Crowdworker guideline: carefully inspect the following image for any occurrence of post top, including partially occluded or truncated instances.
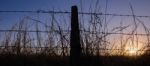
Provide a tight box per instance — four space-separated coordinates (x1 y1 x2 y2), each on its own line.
71 6 77 9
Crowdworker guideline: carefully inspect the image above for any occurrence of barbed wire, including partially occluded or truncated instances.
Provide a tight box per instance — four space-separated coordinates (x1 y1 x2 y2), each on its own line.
0 45 148 51
0 29 149 36
0 10 150 18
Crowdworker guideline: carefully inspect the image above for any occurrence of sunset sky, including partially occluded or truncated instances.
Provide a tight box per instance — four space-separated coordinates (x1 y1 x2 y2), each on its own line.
0 0 150 56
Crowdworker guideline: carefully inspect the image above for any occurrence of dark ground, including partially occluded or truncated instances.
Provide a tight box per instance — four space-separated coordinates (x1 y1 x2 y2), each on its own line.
0 54 150 66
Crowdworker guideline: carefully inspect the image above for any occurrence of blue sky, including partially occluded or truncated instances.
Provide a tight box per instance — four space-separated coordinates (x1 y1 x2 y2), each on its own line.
0 0 150 14
0 0 150 30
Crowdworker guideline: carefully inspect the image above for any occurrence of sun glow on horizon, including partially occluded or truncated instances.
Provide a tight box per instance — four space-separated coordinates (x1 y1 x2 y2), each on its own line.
126 47 138 56
124 40 146 56
108 35 147 56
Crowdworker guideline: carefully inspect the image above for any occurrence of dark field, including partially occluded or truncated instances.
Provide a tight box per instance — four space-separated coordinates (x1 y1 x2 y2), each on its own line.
0 54 150 66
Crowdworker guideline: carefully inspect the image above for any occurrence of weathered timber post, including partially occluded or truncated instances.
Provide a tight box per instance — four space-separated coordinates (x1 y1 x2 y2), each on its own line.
70 6 81 66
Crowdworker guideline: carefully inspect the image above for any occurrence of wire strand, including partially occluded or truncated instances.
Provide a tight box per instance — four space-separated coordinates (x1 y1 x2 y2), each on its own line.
0 10 150 18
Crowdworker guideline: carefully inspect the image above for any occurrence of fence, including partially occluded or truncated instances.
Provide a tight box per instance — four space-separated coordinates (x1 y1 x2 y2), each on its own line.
0 8 150 56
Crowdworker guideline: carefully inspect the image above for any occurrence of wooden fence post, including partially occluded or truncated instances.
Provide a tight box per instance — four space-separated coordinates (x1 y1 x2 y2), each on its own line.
70 6 81 66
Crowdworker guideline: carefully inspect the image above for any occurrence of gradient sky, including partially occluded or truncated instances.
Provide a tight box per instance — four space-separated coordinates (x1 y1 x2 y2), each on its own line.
0 0 150 54
0 0 150 30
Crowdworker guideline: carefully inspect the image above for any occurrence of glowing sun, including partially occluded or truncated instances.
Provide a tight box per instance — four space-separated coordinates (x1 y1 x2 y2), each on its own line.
128 48 137 55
